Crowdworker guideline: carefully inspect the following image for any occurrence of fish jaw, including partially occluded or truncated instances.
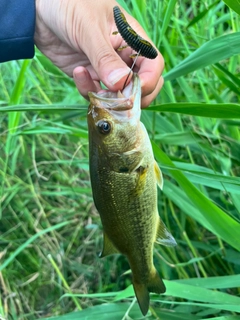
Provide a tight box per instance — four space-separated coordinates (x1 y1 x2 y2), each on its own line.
87 73 143 159
88 73 141 126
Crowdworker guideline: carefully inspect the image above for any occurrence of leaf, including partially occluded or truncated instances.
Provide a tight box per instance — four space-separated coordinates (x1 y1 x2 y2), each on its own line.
187 1 219 28
214 63 240 87
162 162 240 194
39 302 201 320
213 65 240 95
158 0 178 45
35 51 74 87
40 303 143 320
163 180 213 231
164 32 240 81
64 278 240 308
163 280 240 312
0 104 85 112
147 102 240 118
176 274 240 289
223 0 240 15
154 131 201 145
152 142 240 251
8 60 31 133
204 317 240 320
0 221 70 271
19 125 88 139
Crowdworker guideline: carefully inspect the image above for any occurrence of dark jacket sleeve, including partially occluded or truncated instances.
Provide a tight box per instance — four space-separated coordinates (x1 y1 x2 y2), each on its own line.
0 0 35 62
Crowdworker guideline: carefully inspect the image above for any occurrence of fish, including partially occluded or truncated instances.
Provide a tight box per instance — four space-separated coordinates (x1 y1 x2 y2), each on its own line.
87 73 176 316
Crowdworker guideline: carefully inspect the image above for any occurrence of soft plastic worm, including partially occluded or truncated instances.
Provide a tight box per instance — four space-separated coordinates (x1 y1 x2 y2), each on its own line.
113 6 158 59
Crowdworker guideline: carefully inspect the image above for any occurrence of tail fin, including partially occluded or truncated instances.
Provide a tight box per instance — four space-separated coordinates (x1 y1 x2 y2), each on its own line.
133 268 166 316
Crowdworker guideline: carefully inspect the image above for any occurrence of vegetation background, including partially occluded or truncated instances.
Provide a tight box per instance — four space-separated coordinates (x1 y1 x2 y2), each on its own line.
0 0 240 319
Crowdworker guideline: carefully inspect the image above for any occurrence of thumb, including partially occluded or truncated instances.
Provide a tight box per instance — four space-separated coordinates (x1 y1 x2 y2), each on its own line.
86 38 132 91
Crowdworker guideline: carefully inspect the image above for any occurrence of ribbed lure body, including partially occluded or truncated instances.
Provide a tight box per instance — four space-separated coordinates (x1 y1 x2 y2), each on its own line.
113 6 158 59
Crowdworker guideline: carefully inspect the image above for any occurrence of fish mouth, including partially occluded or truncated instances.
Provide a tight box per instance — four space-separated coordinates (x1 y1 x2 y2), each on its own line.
88 73 141 121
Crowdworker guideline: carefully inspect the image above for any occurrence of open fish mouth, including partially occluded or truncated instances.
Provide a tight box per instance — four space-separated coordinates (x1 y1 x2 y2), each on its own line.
88 73 141 121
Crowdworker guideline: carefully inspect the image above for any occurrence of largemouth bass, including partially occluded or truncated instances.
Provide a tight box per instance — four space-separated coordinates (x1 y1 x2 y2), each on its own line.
87 73 176 316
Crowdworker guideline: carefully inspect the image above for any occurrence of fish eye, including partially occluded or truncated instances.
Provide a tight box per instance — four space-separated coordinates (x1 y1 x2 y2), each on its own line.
97 120 111 134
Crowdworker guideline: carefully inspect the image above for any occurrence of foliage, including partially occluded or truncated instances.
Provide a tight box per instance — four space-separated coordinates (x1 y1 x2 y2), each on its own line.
0 0 240 319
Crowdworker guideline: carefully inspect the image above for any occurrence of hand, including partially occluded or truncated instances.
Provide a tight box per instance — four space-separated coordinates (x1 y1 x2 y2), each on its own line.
34 0 164 107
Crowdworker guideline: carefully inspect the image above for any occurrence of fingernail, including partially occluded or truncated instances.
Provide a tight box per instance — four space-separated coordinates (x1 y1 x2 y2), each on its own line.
108 68 131 85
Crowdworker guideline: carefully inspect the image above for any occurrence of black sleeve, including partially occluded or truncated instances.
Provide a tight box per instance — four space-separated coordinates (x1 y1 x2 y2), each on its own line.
0 0 35 62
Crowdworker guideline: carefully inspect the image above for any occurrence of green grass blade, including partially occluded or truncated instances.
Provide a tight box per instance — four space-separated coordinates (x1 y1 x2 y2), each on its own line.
8 60 31 134
187 1 219 28
0 104 86 112
163 280 240 312
162 162 240 194
213 65 240 95
223 0 240 15
176 274 240 289
214 62 240 87
147 103 240 118
204 317 240 320
152 142 240 251
36 51 75 87
164 32 240 81
0 221 70 271
39 303 202 320
158 0 178 45
40 303 143 320
64 281 240 313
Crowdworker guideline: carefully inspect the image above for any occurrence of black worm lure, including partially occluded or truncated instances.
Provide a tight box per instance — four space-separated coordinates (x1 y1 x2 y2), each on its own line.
113 6 158 59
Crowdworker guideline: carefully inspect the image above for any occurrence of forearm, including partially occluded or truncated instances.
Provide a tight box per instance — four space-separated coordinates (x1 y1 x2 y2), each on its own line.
0 0 35 62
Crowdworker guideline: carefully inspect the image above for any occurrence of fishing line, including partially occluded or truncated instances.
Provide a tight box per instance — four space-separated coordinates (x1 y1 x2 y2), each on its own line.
122 49 141 91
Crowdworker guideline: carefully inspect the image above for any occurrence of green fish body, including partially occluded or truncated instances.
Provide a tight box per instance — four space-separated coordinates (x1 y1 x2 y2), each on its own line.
87 74 176 316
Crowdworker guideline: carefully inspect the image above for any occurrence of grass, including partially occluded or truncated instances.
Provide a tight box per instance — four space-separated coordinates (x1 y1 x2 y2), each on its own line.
0 0 240 319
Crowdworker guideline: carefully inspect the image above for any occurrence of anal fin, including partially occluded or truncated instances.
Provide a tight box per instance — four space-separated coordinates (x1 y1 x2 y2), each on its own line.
133 268 165 316
156 217 177 247
148 268 166 294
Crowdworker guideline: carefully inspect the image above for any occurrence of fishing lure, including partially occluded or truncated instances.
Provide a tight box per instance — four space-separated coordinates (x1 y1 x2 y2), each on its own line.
113 6 158 59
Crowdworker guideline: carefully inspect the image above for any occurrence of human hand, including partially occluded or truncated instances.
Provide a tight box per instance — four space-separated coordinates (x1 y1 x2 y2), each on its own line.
34 0 164 107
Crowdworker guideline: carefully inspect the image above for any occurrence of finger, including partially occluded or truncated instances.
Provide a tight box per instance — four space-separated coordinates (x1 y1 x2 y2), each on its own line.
80 11 133 92
141 76 164 108
73 66 102 100
136 52 164 98
88 43 132 91
112 7 164 96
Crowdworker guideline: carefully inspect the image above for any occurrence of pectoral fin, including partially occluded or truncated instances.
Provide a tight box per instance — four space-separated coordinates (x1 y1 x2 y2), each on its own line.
155 218 177 247
154 161 163 190
131 165 148 197
100 232 119 258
